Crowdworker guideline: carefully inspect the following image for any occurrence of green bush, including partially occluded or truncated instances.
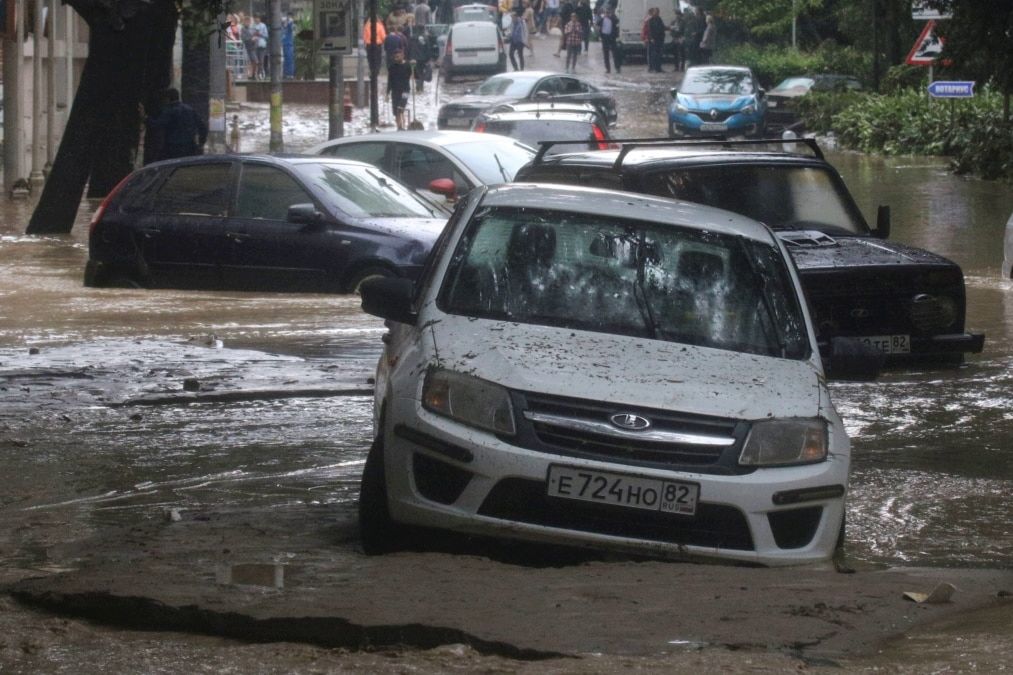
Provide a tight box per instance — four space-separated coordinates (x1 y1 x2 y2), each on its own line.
717 43 870 90
793 90 868 134
829 86 1013 180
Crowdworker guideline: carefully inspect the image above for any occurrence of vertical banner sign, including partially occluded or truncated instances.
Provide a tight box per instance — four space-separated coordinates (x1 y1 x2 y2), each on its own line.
316 0 354 54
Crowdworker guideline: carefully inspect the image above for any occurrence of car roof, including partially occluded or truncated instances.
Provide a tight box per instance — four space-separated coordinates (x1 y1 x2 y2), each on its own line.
483 183 778 244
685 65 754 75
525 138 826 167
484 70 576 82
308 130 533 154
141 153 377 171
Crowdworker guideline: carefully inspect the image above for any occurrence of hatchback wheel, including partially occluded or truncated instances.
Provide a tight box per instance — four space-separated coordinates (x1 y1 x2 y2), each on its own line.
348 266 394 294
358 434 413 555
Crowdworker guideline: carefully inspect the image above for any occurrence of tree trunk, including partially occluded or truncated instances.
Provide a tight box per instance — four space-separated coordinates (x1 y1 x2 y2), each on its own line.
26 0 178 234
182 22 211 137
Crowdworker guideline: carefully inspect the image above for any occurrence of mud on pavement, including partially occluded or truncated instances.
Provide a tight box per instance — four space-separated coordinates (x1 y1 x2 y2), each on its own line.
4 495 1013 672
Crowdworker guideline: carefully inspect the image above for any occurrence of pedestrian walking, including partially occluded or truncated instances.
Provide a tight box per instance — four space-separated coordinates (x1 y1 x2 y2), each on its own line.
241 15 258 79
698 12 716 64
362 17 387 79
646 7 666 72
509 6 530 70
146 88 208 162
575 0 593 53
282 13 296 79
387 50 412 130
253 15 269 79
555 0 575 55
685 6 704 66
413 0 431 28
597 5 619 74
563 13 583 72
669 6 685 71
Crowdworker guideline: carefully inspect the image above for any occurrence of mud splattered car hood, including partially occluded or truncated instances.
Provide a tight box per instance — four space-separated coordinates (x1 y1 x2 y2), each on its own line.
428 315 824 420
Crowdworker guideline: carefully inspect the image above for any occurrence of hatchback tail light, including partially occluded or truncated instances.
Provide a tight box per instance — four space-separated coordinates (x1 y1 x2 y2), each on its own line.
473 122 486 133
592 125 609 150
89 174 132 236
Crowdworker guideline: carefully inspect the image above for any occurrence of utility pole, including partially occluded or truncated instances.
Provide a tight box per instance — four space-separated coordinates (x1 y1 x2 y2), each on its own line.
4 0 26 194
269 0 284 151
369 0 378 130
208 14 228 153
45 0 57 174
29 0 45 187
356 0 365 108
329 55 344 139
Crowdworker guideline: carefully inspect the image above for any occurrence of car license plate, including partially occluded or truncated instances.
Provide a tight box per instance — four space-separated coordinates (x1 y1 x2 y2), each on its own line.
446 117 471 127
547 465 699 516
700 122 727 132
859 334 911 354
768 100 778 108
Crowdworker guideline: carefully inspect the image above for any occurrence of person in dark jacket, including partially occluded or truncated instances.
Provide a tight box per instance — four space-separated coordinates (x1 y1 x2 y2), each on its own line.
646 7 666 72
574 0 593 53
146 88 208 162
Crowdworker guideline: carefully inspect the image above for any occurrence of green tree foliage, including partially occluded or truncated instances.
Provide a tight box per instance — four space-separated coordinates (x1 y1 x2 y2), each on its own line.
929 1 1013 105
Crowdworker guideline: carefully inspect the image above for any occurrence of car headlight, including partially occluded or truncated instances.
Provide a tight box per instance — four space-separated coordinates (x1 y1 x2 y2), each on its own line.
673 102 689 113
422 369 516 436
739 418 828 466
741 103 756 115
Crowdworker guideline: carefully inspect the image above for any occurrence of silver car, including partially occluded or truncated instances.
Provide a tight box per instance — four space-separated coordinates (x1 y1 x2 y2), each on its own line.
309 130 535 204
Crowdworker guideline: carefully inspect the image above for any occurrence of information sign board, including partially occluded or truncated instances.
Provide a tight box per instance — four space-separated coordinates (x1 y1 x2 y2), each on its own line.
316 0 354 54
927 81 975 98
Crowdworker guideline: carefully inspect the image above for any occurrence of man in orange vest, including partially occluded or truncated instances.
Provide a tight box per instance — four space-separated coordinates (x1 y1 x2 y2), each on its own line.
362 17 387 78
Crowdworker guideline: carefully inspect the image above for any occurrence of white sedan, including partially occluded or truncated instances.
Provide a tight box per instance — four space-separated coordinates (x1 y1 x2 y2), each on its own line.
309 130 535 204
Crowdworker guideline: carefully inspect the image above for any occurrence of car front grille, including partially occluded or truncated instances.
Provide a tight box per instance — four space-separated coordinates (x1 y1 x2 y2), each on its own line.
511 392 750 474
693 108 734 123
478 477 755 551
802 268 964 336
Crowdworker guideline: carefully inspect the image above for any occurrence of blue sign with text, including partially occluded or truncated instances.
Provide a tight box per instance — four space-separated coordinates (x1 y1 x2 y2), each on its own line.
927 81 975 98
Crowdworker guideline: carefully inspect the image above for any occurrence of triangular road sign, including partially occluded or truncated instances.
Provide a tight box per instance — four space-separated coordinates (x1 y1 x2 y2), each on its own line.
907 20 944 66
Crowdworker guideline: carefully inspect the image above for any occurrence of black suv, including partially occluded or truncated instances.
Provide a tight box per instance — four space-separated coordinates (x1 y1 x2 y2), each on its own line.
515 139 984 364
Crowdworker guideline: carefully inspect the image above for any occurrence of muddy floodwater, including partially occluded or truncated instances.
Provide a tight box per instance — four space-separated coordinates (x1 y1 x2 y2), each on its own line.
1 58 1012 669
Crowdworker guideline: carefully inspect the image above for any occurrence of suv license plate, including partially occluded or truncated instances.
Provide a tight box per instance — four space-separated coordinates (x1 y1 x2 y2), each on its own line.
700 122 727 131
547 465 699 516
859 334 911 354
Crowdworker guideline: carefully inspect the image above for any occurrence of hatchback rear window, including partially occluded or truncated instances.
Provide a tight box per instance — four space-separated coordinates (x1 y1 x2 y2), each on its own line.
480 120 602 155
439 206 809 358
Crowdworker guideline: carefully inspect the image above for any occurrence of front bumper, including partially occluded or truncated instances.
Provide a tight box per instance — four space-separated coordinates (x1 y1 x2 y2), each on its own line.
668 111 764 138
381 396 848 566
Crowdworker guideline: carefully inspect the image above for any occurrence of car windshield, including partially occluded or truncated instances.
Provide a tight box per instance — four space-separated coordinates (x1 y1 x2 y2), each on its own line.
439 206 809 358
446 139 535 183
640 164 868 235
681 70 756 96
481 119 603 155
773 77 815 91
295 162 445 219
474 76 536 97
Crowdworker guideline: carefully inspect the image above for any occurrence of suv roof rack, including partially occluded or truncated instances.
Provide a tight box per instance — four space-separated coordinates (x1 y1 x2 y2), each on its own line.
531 136 824 166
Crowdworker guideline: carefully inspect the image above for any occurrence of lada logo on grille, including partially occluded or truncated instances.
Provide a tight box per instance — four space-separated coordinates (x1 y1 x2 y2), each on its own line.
610 413 651 431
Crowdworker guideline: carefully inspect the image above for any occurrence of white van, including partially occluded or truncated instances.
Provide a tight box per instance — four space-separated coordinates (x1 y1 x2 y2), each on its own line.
442 20 507 82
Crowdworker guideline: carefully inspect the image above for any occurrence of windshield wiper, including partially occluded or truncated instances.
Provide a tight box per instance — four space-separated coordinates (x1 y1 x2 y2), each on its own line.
493 153 510 182
365 168 400 195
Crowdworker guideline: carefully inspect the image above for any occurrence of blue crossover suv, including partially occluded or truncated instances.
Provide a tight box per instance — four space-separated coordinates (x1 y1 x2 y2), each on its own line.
668 66 767 138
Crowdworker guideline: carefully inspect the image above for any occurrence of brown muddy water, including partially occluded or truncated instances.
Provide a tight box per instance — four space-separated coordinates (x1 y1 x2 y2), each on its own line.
0 62 1011 669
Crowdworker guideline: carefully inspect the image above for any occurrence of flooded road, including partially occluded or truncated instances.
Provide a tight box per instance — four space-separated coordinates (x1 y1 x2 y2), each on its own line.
0 54 1012 670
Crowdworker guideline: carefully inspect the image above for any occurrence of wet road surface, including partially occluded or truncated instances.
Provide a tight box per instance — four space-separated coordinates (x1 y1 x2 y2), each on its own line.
1 43 1012 670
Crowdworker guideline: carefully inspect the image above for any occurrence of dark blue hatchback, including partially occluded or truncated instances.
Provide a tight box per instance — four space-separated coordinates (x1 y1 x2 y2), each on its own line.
85 155 448 293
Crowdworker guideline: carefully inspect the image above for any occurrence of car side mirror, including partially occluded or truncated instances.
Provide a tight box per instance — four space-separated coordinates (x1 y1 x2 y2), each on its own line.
360 277 417 325
533 90 551 100
873 205 891 239
428 178 457 200
670 88 679 99
823 337 884 381
287 203 323 225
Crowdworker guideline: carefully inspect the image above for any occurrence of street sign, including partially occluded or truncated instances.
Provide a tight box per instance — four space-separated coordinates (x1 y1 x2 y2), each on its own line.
912 1 952 20
315 0 355 54
927 81 975 98
906 20 944 66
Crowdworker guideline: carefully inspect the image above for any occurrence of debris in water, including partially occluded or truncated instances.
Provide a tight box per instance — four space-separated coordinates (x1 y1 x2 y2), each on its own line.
903 582 956 604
